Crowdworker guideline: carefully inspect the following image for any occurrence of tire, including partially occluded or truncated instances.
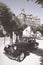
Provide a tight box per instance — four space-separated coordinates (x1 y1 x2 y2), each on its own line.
19 52 25 62
34 42 38 49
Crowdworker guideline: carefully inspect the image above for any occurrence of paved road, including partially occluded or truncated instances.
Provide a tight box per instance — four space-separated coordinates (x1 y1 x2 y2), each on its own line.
0 38 43 65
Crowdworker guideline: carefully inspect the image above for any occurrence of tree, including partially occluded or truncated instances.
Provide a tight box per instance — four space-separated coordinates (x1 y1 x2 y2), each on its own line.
0 3 13 33
40 24 43 35
17 24 27 36
0 3 13 44
0 3 21 44
12 14 27 37
32 25 43 36
0 3 27 45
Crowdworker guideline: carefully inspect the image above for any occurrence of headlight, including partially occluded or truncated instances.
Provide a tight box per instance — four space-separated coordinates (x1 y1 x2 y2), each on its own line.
14 46 17 50
5 45 8 48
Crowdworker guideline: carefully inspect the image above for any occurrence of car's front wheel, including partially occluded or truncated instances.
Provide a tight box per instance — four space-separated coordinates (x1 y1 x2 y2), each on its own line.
34 42 39 49
19 52 25 62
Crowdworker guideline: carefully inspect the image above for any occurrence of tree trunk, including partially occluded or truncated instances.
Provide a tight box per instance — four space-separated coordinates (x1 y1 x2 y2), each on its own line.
10 31 13 45
16 35 19 42
4 36 5 45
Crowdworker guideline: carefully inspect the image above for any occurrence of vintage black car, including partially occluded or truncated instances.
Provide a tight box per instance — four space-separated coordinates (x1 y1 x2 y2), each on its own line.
4 37 39 62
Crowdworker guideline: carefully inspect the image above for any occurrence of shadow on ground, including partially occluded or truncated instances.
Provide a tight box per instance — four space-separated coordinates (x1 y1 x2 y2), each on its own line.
31 48 43 65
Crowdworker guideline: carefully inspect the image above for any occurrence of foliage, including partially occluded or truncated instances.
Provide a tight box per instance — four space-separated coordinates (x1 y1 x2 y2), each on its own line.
17 24 27 36
41 24 43 35
0 2 28 45
0 3 21 34
32 25 43 35
33 0 43 7
0 3 12 33
11 15 21 35
27 0 43 7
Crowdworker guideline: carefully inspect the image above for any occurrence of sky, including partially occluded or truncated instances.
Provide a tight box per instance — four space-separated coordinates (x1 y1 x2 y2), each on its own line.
0 0 43 24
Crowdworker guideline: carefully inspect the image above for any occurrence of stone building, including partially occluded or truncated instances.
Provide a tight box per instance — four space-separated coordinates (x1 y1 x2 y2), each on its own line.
17 10 41 27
